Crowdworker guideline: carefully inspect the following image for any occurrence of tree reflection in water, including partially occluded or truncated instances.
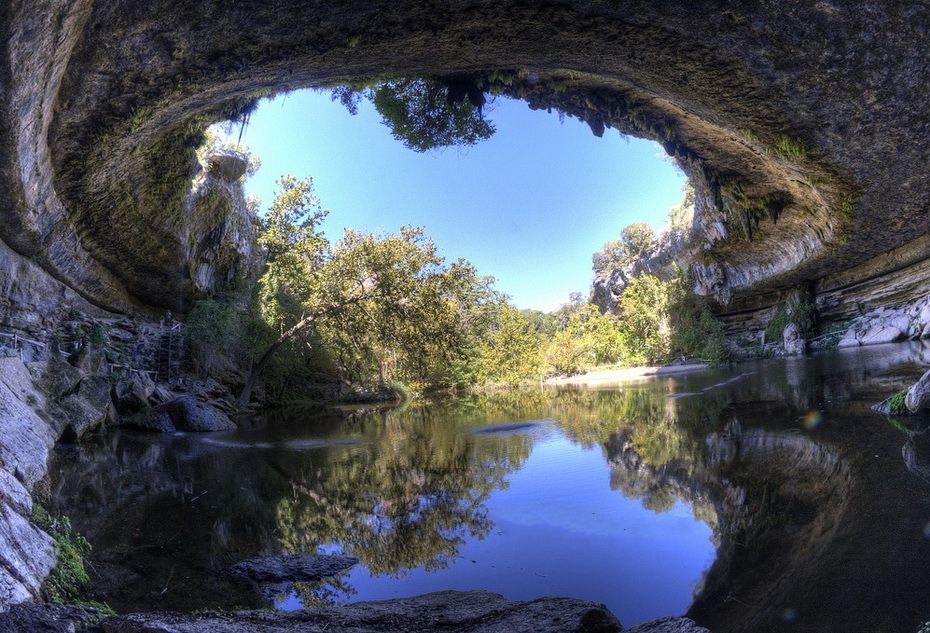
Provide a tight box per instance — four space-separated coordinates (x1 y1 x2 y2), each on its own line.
48 343 930 632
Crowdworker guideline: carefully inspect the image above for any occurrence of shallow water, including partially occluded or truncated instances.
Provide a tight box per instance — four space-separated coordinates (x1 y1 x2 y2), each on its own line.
49 342 930 632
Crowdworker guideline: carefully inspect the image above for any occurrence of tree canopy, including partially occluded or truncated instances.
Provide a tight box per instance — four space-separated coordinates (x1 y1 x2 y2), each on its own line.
332 77 495 152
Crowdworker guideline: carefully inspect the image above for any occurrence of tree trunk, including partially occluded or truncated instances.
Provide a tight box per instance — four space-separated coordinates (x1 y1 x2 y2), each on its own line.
237 313 316 406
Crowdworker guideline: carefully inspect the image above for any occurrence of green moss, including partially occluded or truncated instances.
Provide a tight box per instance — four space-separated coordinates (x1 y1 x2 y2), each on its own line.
765 295 816 342
887 389 908 416
31 504 113 614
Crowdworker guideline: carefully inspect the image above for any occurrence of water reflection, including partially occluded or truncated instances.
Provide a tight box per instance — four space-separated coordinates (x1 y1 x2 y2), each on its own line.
48 342 930 632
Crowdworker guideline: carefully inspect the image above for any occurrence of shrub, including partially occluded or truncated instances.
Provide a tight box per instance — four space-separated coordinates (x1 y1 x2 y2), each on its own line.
185 298 248 375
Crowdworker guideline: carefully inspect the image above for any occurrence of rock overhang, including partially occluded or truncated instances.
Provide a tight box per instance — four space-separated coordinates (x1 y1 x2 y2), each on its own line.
2 1 926 317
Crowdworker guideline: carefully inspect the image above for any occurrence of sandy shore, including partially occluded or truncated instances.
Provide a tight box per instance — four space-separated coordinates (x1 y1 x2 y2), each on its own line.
544 362 708 386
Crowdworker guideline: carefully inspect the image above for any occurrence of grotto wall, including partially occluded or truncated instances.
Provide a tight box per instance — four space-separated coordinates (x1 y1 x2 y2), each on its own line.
1 0 929 326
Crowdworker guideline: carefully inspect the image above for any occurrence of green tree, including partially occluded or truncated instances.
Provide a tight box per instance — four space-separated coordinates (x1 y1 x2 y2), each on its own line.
333 77 495 152
477 306 543 385
592 223 656 274
617 274 670 363
242 176 499 402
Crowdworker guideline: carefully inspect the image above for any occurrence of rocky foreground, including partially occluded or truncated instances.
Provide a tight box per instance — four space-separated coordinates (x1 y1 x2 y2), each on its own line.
1 591 707 633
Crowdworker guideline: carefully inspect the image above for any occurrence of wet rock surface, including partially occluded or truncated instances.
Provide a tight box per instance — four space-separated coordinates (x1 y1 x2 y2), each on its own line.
0 602 104 633
782 322 804 356
230 553 359 584
0 594 707 633
906 369 930 414
121 396 235 433
94 590 699 633
230 553 359 603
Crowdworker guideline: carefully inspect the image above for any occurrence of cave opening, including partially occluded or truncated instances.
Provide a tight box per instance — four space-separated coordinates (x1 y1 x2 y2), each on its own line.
206 84 688 313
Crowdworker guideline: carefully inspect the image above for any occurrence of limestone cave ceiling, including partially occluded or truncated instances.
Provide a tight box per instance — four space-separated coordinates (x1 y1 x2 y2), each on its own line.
2 1 927 314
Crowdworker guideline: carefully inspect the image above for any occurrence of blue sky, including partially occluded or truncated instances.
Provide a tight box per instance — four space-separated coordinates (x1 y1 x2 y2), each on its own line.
229 89 685 311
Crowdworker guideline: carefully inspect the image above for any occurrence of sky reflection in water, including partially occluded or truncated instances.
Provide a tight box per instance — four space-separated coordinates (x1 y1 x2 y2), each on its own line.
49 342 930 632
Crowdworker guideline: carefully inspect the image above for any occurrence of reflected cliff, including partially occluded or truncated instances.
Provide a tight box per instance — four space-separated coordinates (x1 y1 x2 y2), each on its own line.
49 342 930 631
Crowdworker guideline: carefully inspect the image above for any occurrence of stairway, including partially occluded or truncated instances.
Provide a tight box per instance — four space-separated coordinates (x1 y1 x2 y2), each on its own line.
155 322 183 382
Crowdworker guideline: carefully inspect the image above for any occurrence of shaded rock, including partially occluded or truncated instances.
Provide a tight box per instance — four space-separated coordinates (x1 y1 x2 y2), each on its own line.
859 325 905 346
67 342 106 375
121 406 175 433
627 618 709 633
0 359 57 487
163 397 235 432
122 397 235 433
26 359 82 400
148 384 174 405
782 322 804 356
906 369 930 414
0 504 54 607
58 375 114 441
837 329 860 348
0 363 62 607
230 553 358 584
231 553 358 602
0 602 105 632
206 149 249 182
113 374 155 415
99 590 622 632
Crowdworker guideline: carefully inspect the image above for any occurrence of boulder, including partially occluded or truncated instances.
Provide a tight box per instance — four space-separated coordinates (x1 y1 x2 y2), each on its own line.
859 325 906 346
782 322 805 356
113 373 156 414
206 149 249 182
149 384 174 405
0 603 105 632
837 328 860 348
58 375 114 441
231 553 358 602
905 369 930 414
628 618 711 633
121 406 175 433
163 396 236 432
122 396 235 433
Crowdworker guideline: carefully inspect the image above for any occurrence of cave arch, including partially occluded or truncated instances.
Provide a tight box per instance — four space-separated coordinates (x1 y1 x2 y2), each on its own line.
5 1 925 323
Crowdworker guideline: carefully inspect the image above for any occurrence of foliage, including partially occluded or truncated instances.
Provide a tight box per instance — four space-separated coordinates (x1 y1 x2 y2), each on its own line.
773 135 807 161
519 309 560 337
667 268 729 363
477 306 543 385
616 274 670 364
592 223 656 274
186 297 249 374
334 77 495 152
248 176 504 400
543 304 629 376
31 504 113 613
